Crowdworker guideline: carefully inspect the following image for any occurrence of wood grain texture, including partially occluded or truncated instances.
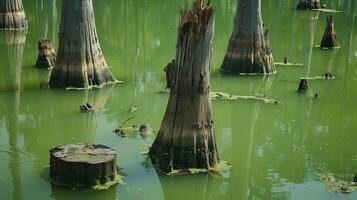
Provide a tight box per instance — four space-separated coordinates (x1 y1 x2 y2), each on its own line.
0 0 27 30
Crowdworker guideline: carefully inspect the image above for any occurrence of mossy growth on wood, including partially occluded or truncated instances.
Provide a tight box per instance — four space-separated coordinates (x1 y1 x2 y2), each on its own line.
149 0 220 174
0 0 28 30
50 144 122 189
221 0 276 75
49 0 117 89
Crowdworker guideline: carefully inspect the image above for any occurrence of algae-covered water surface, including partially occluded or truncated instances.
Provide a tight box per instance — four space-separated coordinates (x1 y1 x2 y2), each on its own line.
1 0 357 199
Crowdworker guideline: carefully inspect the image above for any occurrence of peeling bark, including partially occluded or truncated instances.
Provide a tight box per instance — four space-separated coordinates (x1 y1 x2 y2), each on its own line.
297 0 321 10
149 0 219 174
50 144 119 189
0 0 27 30
221 0 276 75
36 38 56 69
49 0 117 89
320 15 340 49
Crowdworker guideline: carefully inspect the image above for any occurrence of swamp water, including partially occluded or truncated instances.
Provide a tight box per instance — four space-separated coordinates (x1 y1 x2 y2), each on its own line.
1 0 357 199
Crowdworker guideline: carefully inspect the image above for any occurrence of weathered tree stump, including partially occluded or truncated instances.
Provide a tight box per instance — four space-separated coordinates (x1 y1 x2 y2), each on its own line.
49 0 117 89
298 79 309 92
49 144 120 189
221 0 276 75
0 0 27 30
297 0 321 10
149 0 220 174
320 15 340 49
36 38 56 69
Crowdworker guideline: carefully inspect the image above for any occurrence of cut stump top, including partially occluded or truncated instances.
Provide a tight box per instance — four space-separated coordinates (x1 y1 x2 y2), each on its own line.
50 144 116 164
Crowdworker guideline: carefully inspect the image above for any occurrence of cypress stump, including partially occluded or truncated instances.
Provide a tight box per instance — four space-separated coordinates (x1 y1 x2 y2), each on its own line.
50 144 120 189
36 38 56 69
49 0 117 89
297 0 321 10
149 0 220 174
320 15 340 49
0 0 27 30
221 0 276 75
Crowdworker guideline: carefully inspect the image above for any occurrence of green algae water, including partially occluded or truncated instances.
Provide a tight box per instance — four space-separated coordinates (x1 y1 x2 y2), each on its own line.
1 0 357 199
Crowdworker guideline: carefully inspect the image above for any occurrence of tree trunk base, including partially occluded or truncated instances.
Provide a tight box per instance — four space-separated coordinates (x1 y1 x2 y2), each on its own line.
0 0 28 30
320 15 339 49
49 144 122 189
297 0 321 10
36 38 56 69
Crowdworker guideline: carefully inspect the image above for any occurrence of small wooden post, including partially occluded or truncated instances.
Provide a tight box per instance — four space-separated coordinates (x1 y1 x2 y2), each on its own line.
50 144 120 189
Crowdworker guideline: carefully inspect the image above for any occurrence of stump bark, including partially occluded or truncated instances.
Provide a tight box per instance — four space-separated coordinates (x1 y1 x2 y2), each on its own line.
221 0 276 75
320 15 340 49
297 0 321 10
36 38 56 69
149 0 219 174
50 144 119 189
49 0 117 89
0 0 27 30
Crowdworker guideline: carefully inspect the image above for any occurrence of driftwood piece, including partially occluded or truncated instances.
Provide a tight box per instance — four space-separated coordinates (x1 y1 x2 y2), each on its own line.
0 0 27 30
221 0 276 75
211 92 280 104
49 0 117 89
320 15 340 49
49 144 121 189
297 0 321 10
149 0 220 174
36 38 56 69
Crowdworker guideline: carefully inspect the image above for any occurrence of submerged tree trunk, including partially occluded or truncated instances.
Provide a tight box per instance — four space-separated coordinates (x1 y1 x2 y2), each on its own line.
320 15 340 49
149 0 219 174
49 0 117 89
297 0 321 10
0 0 27 30
221 0 276 75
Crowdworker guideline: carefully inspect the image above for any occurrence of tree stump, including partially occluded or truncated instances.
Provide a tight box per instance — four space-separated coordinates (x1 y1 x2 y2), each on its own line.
49 144 120 189
36 38 56 69
149 0 220 174
297 0 321 10
298 79 309 92
221 0 276 75
49 0 117 89
320 15 340 49
0 0 27 30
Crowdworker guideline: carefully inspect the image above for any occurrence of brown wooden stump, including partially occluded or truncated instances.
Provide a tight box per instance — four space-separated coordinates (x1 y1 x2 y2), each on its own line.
0 0 27 30
297 0 321 10
149 0 220 174
49 0 117 89
36 38 56 69
320 15 340 49
298 79 309 92
221 0 276 75
49 144 121 189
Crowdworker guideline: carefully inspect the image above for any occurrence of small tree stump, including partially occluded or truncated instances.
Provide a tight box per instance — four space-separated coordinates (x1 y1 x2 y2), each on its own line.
36 38 56 69
50 144 120 189
298 79 309 92
297 0 321 10
320 15 340 49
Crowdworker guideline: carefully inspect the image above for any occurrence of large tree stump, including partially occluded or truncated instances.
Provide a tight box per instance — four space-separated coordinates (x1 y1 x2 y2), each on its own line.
149 0 220 174
297 0 321 10
320 15 340 49
36 38 56 69
50 144 120 189
0 0 27 30
49 0 117 89
221 0 276 75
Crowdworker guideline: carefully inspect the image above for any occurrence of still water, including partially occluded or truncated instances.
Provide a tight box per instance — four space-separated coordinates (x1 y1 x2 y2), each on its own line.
0 0 357 199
